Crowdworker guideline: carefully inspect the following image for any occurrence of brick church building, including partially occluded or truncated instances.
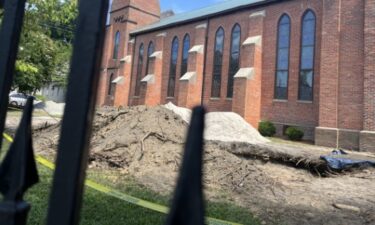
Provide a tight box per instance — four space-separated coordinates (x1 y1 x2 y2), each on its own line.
97 0 375 151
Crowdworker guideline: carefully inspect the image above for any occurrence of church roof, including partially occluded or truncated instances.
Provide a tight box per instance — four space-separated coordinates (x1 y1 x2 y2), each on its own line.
130 0 277 35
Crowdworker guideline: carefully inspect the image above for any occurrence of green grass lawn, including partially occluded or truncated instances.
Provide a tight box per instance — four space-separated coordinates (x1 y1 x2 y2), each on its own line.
1 139 260 225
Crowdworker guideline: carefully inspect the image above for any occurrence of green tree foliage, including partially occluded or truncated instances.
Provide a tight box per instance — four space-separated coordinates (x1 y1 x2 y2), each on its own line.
0 0 78 93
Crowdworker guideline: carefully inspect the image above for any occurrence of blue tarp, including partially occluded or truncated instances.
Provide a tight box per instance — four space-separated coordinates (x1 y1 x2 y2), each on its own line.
320 150 375 170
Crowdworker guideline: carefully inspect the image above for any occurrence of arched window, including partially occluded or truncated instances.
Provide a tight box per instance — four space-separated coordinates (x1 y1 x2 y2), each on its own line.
167 37 179 97
211 27 225 98
145 41 155 75
113 31 120 59
275 14 291 100
181 34 190 77
299 10 316 101
108 74 116 96
227 24 241 98
134 44 144 96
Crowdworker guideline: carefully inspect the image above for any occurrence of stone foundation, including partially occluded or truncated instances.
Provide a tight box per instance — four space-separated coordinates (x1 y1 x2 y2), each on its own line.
315 127 364 151
360 131 375 153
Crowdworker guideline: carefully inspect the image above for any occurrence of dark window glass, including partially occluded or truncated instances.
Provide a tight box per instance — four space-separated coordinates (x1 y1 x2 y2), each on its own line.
108 74 116 96
134 44 144 96
227 24 241 98
113 31 120 59
181 34 190 77
299 10 316 101
167 37 179 97
275 14 291 100
145 42 155 75
211 27 225 98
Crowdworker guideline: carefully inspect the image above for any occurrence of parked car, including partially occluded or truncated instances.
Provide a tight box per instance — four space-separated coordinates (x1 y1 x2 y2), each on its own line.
8 93 29 108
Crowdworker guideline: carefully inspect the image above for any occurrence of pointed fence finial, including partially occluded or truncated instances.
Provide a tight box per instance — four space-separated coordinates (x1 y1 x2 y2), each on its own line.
0 97 39 201
165 106 206 225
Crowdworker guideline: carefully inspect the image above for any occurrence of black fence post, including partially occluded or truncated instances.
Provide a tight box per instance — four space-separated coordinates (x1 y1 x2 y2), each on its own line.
0 0 28 152
46 0 109 224
166 107 206 225
0 98 39 225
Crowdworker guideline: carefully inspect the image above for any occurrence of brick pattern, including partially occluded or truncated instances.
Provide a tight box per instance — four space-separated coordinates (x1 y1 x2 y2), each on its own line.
337 0 364 131
177 24 207 108
232 13 264 128
98 0 161 106
140 34 165 106
364 0 375 131
261 0 322 128
98 0 372 150
113 40 134 106
318 0 340 128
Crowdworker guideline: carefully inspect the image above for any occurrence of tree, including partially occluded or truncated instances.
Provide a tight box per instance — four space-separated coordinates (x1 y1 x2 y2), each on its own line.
0 0 78 93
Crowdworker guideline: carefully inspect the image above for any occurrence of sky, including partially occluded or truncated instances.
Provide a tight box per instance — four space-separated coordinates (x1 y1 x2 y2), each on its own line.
107 0 229 24
160 0 228 14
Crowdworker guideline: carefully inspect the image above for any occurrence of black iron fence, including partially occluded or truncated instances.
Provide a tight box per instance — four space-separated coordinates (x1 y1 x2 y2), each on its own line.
0 0 206 224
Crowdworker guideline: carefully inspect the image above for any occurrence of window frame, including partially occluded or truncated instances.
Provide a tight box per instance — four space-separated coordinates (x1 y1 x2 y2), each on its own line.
145 41 155 76
134 43 144 96
108 73 116 96
274 14 291 100
227 23 241 98
298 9 317 102
167 36 179 97
113 31 120 60
211 27 225 98
180 34 190 78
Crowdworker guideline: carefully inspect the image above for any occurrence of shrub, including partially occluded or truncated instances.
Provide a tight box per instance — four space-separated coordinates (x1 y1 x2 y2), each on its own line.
285 127 304 141
258 121 276 137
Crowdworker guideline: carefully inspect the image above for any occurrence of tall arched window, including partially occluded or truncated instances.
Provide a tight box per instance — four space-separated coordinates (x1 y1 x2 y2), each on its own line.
275 14 291 100
113 31 120 59
134 44 144 96
227 24 241 98
211 27 225 98
145 41 155 75
299 10 316 101
108 74 116 96
167 37 179 97
181 34 190 77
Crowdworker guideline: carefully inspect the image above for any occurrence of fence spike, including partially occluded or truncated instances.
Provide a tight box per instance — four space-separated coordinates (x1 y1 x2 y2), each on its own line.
0 0 28 153
0 97 39 201
166 106 206 225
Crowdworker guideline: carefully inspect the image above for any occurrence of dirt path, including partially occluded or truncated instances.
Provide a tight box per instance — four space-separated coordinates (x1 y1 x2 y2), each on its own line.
32 106 375 225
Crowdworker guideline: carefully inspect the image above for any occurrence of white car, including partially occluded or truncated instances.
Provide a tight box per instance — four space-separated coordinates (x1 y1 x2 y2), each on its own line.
9 93 28 108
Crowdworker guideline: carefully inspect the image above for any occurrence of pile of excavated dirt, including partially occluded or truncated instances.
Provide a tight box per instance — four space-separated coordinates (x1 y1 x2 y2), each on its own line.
33 105 375 225
164 102 269 144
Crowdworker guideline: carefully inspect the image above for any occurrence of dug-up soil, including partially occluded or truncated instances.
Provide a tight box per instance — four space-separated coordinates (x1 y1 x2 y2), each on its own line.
33 105 375 225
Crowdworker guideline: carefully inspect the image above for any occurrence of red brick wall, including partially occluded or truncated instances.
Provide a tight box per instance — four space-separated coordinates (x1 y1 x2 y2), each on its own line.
318 0 341 129
98 0 160 106
318 0 365 131
99 0 370 143
337 0 364 131
128 22 203 106
364 0 375 131
261 0 322 128
202 11 248 112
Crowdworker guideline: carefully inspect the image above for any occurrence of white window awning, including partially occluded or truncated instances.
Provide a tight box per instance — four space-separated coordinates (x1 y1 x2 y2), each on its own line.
112 76 124 84
189 45 204 54
180 71 197 83
234 68 255 80
141 74 155 84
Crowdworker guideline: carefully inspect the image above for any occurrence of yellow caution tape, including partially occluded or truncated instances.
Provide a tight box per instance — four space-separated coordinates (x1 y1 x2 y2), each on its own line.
2 132 242 225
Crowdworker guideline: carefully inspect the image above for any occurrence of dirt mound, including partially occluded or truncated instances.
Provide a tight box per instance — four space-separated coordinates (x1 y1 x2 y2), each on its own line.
164 102 269 144
33 106 375 225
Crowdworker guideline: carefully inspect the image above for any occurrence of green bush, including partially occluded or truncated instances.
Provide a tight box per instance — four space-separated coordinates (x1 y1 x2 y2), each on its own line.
285 127 304 141
258 121 276 137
